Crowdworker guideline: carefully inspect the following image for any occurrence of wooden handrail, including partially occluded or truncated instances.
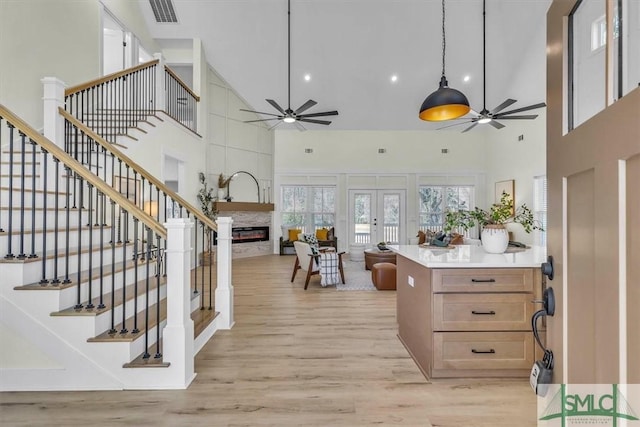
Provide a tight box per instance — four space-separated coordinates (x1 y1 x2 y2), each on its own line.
65 60 160 97
58 107 217 232
0 104 166 239
164 66 201 102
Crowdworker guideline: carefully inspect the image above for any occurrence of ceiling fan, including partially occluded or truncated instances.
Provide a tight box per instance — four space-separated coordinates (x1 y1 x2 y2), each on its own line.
240 0 338 130
439 0 545 133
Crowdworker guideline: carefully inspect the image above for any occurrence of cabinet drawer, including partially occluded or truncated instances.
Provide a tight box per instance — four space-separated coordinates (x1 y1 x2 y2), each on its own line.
432 268 533 293
433 332 534 371
433 293 533 331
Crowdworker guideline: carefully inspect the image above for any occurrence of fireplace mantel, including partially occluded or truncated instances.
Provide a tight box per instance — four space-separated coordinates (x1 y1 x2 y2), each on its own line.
214 202 275 212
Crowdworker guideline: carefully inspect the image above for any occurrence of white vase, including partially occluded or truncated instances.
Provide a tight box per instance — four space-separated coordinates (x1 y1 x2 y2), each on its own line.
217 188 226 201
481 225 509 254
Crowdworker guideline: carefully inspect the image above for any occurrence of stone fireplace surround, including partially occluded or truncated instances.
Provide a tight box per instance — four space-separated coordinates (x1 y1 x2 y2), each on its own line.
216 209 272 259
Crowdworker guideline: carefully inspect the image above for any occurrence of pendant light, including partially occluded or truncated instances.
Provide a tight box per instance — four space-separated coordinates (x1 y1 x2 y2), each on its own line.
419 0 470 121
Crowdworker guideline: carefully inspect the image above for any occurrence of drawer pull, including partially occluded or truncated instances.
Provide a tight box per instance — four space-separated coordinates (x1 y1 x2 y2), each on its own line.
471 349 496 354
471 278 496 283
471 310 496 315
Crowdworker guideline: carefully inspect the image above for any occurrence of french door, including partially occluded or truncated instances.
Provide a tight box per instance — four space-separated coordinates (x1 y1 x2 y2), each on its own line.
349 190 405 245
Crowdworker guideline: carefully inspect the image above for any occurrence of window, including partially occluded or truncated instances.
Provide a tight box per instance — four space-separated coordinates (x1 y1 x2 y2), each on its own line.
591 12 619 51
281 186 335 233
533 176 547 247
418 186 474 235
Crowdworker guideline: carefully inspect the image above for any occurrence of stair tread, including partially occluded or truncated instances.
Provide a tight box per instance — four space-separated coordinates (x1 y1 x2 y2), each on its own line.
0 224 112 237
193 308 219 338
123 346 170 368
14 257 152 289
87 298 167 342
51 273 166 316
1 241 140 264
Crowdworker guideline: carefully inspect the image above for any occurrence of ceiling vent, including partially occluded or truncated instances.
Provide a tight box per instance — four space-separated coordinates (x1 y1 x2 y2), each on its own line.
149 0 178 23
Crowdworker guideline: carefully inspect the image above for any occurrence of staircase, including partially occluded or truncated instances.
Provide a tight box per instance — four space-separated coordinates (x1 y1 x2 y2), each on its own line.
0 62 231 391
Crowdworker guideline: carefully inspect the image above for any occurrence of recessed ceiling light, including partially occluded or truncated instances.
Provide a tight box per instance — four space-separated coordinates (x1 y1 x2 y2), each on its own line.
478 117 491 124
304 74 311 81
463 75 471 82
390 74 398 83
283 117 296 123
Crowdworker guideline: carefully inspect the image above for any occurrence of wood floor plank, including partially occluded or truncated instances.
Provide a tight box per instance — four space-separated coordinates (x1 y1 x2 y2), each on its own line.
0 254 538 426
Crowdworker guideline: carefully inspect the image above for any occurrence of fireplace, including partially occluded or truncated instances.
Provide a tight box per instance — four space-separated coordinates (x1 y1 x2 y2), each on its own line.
214 226 270 245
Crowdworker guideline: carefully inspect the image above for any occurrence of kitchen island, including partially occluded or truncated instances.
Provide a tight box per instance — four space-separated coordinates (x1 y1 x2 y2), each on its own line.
389 244 546 379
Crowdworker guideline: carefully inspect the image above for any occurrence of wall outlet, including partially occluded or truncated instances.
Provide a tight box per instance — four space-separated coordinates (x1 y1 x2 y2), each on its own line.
407 275 415 287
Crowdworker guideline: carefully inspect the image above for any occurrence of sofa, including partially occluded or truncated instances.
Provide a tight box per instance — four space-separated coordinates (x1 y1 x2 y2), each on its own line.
279 227 338 255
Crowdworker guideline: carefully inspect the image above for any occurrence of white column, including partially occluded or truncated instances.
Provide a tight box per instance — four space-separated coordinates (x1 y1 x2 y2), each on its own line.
153 53 166 112
162 218 195 388
215 217 235 329
41 77 67 190
41 77 66 148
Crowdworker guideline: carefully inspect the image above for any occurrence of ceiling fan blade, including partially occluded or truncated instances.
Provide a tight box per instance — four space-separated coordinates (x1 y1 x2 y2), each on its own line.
494 102 547 117
243 118 282 123
297 110 339 118
268 121 283 131
298 118 332 125
437 120 473 130
239 108 282 117
294 121 307 132
462 122 479 133
490 99 517 115
493 115 538 120
294 99 317 115
266 99 286 114
489 120 505 129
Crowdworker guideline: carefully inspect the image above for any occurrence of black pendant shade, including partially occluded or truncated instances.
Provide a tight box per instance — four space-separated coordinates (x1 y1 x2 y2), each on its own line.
419 0 470 122
419 76 470 121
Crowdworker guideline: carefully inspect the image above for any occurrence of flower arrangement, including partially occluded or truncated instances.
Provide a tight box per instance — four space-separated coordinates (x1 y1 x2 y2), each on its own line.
444 192 543 234
197 172 217 222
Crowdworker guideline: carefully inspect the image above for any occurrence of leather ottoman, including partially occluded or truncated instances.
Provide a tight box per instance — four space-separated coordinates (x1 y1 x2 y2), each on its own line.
364 249 397 270
371 262 397 290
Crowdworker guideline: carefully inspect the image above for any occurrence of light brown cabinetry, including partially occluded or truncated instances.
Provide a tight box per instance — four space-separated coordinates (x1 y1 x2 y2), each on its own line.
397 256 542 379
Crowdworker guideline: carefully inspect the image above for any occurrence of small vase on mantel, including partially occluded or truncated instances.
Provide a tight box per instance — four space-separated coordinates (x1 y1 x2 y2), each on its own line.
217 188 226 202
481 224 509 254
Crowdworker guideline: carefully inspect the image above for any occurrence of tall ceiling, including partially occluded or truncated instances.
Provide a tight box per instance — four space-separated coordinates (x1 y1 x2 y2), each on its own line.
139 0 551 131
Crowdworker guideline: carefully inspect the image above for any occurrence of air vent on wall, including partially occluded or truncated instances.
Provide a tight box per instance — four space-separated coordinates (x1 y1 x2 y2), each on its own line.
149 0 178 23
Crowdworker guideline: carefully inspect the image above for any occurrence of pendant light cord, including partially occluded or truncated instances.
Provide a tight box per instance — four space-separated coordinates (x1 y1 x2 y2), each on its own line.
482 0 487 111
441 0 446 77
287 0 291 110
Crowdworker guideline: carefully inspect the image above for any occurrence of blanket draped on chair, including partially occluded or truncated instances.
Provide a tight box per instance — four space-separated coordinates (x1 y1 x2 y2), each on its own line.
319 252 340 286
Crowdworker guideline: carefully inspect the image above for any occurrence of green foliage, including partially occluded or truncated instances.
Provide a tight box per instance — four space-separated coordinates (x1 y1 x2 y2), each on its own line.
444 192 543 234
197 172 217 222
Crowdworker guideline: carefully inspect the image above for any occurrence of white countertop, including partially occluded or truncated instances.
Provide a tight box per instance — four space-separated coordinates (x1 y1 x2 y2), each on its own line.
388 244 547 268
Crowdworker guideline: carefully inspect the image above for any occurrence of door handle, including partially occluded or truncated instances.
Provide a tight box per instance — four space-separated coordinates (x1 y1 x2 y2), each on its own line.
471 310 496 315
471 349 496 354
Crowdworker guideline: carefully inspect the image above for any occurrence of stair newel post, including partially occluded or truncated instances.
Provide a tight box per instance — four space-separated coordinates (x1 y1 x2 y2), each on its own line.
208 226 213 310
62 166 71 284
109 199 116 333
85 183 94 309
163 217 195 387
28 140 37 258
124 165 131 243
200 219 205 309
154 232 162 359
17 132 26 259
4 123 15 259
143 225 152 359
51 157 60 284
39 148 49 285
102 147 108 226
131 217 139 333
215 217 234 329
92 141 100 226
119 208 129 334
41 77 66 152
163 191 168 277
153 53 165 113
74 177 84 310
97 190 105 309
116 159 122 244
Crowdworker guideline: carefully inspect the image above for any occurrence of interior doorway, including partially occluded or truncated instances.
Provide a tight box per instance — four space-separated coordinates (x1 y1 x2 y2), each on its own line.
348 189 405 245
102 11 131 75
163 154 184 218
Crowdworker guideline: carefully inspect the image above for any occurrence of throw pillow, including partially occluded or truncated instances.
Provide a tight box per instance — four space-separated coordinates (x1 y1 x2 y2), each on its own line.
417 230 426 245
301 233 319 255
315 228 329 241
288 229 301 241
327 227 335 241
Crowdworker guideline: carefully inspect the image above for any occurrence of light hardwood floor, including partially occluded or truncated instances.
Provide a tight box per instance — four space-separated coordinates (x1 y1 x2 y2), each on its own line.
0 255 538 426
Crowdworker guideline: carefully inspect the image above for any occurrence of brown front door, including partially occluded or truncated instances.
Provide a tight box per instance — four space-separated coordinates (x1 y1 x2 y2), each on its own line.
547 1 640 385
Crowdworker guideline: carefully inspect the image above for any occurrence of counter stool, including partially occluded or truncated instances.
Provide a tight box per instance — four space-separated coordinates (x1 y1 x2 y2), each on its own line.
371 262 397 290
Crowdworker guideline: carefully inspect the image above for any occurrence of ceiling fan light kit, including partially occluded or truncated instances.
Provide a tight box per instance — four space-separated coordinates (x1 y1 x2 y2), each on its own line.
240 0 338 130
419 0 470 122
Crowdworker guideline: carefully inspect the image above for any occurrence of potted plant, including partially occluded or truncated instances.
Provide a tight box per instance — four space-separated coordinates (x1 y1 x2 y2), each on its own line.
197 172 218 265
444 192 543 253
